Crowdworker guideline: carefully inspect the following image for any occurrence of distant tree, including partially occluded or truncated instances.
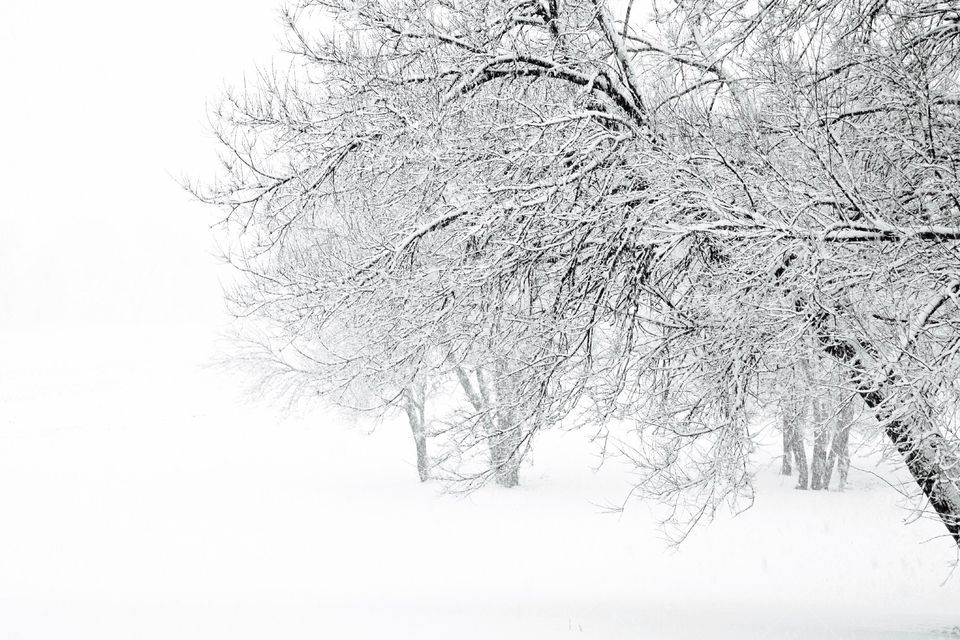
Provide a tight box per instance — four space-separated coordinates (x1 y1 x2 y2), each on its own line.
779 369 810 490
200 0 960 545
200 42 546 486
779 362 858 492
825 395 855 491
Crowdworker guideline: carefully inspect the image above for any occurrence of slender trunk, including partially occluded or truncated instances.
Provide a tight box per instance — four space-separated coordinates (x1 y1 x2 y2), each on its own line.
803 363 830 490
781 425 793 475
492 365 522 488
455 365 520 488
820 339 960 546
783 394 808 489
402 385 429 482
825 399 853 490
810 419 831 490
789 418 809 490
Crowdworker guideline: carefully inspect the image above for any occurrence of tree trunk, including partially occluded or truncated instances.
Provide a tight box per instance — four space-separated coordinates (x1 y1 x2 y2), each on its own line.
491 366 522 488
789 418 809 490
402 385 429 482
825 398 853 490
455 365 521 488
820 339 960 546
810 419 831 491
861 389 960 544
781 426 793 475
782 394 808 489
803 363 830 491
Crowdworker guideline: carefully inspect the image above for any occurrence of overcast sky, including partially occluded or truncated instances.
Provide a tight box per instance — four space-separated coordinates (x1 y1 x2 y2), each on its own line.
0 2 287 330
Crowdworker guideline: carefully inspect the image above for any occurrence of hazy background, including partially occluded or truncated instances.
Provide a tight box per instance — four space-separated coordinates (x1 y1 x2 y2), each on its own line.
0 0 282 331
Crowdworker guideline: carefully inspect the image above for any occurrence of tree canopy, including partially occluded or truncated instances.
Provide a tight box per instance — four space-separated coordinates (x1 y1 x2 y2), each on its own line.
201 0 960 544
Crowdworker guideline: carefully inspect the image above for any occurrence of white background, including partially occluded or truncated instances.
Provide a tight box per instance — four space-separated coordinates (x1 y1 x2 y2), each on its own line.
0 0 280 330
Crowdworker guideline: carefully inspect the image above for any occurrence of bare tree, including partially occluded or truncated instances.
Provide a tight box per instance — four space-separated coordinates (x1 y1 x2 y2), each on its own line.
825 394 855 491
779 363 858 492
199 0 960 544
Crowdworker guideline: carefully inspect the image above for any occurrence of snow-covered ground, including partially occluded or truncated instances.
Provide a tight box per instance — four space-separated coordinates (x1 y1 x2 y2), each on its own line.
0 324 957 639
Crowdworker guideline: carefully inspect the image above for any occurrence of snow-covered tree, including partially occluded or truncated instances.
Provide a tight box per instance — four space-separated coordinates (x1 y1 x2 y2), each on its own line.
201 0 960 544
777 362 858 491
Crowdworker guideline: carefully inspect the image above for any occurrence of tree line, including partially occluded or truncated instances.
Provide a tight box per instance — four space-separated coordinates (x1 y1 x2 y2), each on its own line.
197 0 960 546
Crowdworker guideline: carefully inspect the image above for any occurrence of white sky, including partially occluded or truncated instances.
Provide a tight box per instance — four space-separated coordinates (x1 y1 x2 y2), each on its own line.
0 1 286 329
